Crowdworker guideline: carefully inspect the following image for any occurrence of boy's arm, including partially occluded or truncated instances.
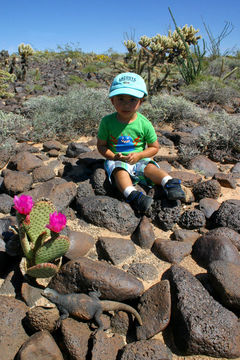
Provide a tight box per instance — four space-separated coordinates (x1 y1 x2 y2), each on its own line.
97 138 123 160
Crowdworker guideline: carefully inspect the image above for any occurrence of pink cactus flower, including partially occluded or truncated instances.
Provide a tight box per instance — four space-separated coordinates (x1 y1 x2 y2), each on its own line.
46 212 67 233
13 195 34 215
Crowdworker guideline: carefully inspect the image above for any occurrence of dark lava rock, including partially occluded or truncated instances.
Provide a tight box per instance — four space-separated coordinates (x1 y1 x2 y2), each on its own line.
178 209 206 230
189 155 218 177
127 263 159 281
132 216 155 249
165 264 240 358
152 239 192 263
136 280 171 340
90 167 115 196
0 193 14 214
96 237 136 265
61 318 91 360
0 296 29 360
192 232 240 268
119 339 172 360
48 256 144 301
198 197 220 218
66 142 91 157
211 199 240 232
25 306 59 332
91 330 125 360
192 179 221 201
156 199 181 231
208 260 240 311
3 170 33 195
76 195 140 235
17 330 64 360
206 226 240 250
76 179 95 198
213 173 237 188
172 229 200 244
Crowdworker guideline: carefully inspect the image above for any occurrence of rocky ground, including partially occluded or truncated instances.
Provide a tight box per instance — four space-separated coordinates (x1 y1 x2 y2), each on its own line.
0 134 239 360
0 55 240 359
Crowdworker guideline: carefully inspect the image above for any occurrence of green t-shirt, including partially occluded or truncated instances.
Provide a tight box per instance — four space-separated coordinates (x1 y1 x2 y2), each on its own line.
97 112 157 155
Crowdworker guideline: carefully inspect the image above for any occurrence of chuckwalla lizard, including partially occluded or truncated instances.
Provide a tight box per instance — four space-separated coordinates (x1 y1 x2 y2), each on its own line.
42 288 142 330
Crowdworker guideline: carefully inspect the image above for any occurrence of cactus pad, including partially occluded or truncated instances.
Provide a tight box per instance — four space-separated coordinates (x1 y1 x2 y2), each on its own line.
24 200 55 244
35 235 70 264
26 263 59 278
19 228 33 259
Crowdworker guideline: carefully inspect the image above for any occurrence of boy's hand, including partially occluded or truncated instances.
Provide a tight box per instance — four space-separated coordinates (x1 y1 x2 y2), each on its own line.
114 152 141 164
114 153 124 160
122 152 141 164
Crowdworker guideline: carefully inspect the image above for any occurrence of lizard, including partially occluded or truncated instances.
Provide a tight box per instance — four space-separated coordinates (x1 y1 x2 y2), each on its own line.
42 287 142 330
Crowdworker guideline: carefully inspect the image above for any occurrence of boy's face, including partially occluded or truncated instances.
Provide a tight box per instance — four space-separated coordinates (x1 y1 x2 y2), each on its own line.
111 94 142 122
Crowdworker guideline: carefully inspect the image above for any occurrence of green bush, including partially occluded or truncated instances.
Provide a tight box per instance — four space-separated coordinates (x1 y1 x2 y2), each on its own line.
22 87 113 141
140 93 206 124
182 78 239 105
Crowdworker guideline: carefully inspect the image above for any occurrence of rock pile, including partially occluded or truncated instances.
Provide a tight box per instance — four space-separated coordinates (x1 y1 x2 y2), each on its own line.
0 137 240 360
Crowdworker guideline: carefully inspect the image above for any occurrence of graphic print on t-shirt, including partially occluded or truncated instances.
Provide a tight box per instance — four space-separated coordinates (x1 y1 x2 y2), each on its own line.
110 134 140 152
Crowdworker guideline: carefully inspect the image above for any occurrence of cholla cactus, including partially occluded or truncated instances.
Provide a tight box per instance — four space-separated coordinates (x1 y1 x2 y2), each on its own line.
122 15 203 93
18 43 34 80
139 35 151 48
124 40 137 53
18 43 34 57
14 195 70 278
65 57 72 66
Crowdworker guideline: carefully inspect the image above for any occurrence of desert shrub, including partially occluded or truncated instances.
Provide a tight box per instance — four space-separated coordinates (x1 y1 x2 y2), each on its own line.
0 69 16 98
201 112 240 156
178 112 240 165
206 57 240 78
85 80 100 88
22 87 113 141
141 93 206 125
67 75 84 85
0 110 31 151
182 78 239 105
177 143 202 167
229 78 240 91
82 64 98 73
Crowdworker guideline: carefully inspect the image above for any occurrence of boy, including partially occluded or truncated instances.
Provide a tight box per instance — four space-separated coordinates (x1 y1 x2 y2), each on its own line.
97 72 185 213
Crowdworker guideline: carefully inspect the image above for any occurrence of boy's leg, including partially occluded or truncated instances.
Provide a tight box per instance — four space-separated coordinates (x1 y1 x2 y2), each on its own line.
144 163 185 201
112 168 133 193
112 168 153 213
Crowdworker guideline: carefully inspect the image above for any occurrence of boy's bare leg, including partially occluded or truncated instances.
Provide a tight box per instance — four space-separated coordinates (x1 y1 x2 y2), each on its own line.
144 163 169 185
112 168 133 193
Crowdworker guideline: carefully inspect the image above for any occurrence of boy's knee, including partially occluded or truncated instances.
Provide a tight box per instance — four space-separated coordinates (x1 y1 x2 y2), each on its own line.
144 162 157 174
112 168 129 177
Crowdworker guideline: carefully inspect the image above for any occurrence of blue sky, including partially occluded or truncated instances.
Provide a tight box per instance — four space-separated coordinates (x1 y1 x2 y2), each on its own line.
1 0 239 55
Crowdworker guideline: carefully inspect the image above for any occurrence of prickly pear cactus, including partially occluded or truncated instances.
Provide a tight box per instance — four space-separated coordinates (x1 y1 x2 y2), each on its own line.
15 196 70 278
